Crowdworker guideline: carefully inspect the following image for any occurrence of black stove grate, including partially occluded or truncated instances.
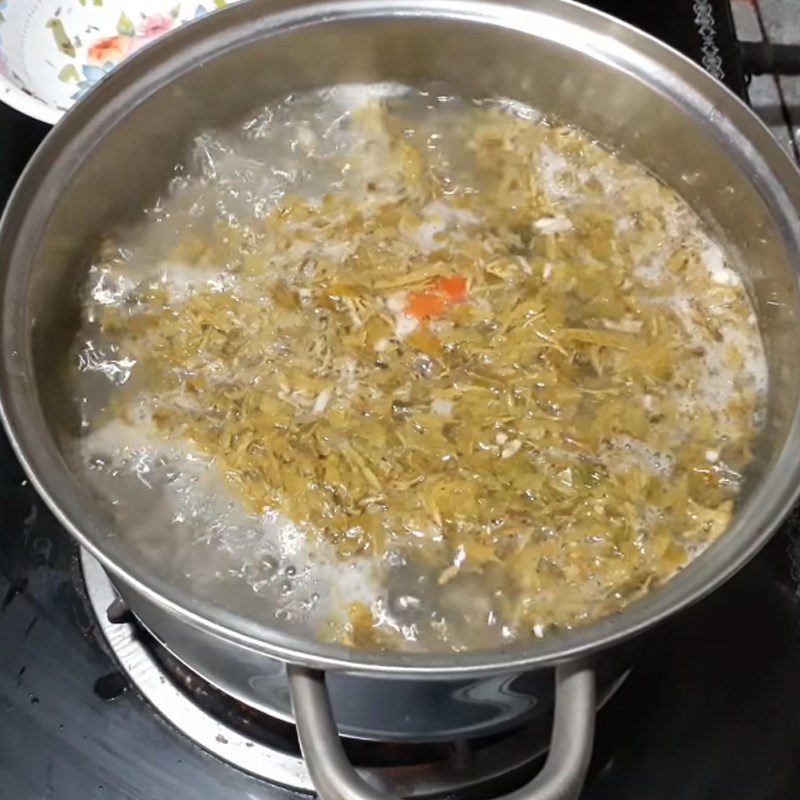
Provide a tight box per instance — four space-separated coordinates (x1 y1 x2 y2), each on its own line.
592 0 747 97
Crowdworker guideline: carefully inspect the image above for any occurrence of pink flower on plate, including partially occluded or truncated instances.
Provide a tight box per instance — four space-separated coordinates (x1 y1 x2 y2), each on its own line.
87 35 131 66
139 14 174 37
128 14 175 55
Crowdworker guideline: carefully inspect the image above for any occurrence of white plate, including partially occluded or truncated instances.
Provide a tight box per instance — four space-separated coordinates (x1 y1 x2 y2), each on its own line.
0 0 240 124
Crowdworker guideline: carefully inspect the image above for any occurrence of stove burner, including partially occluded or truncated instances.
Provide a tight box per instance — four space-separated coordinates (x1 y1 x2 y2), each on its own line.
80 549 628 798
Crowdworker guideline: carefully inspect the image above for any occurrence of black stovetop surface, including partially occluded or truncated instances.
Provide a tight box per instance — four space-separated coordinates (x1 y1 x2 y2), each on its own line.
3 2 800 799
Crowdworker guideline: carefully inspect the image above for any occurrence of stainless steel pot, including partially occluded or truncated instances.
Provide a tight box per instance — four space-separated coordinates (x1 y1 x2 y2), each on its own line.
3 1 800 798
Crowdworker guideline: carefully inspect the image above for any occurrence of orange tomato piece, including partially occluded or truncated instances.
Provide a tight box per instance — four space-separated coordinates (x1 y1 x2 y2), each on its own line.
403 276 468 320
406 291 446 319
435 275 468 303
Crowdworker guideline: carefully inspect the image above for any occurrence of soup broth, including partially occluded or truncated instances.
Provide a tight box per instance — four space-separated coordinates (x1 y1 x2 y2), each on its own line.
72 84 766 651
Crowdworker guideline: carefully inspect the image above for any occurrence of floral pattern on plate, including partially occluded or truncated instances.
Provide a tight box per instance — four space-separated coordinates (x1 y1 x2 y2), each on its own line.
0 1 239 122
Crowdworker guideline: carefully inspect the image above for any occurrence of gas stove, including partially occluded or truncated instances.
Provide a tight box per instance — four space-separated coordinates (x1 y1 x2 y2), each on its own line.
3 2 800 799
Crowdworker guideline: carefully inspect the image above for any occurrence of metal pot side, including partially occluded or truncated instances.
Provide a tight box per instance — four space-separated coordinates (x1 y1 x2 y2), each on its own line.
2 0 800 684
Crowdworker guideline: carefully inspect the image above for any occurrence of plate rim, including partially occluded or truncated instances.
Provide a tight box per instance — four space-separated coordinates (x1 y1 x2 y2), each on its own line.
0 76 61 123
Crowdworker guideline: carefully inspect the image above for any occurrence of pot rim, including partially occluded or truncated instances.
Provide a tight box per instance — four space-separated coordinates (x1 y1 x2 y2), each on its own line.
3 0 800 678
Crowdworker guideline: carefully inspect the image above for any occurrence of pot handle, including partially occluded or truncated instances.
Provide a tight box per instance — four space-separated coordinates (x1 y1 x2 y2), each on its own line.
287 660 596 800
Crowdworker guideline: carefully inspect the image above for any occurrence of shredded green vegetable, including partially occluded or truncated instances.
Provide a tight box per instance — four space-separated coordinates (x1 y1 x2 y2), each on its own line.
84 96 765 649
